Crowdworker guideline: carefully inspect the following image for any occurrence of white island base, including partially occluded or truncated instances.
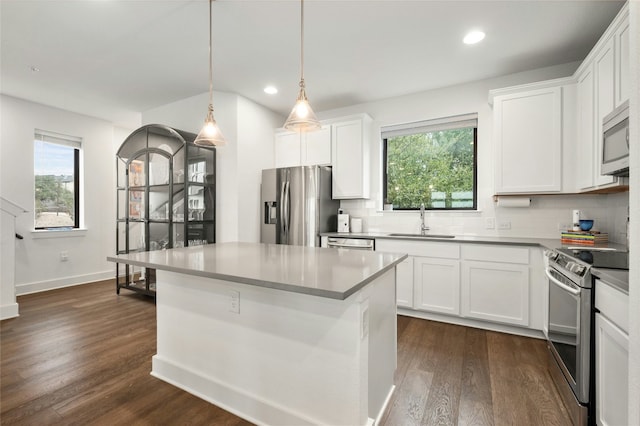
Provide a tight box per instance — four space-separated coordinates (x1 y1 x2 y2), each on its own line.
150 269 397 426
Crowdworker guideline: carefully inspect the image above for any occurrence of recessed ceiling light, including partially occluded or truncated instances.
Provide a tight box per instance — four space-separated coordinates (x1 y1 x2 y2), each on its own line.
463 30 485 45
264 86 278 95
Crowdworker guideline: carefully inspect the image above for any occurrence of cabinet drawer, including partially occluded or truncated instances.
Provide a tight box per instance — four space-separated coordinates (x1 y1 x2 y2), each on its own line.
595 279 628 333
376 239 459 259
462 244 529 264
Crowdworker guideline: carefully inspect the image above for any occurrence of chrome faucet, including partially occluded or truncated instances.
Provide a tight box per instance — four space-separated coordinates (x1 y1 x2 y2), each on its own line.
420 203 430 235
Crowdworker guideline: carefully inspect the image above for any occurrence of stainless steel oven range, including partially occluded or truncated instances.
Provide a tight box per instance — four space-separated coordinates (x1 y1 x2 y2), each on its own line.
544 248 629 426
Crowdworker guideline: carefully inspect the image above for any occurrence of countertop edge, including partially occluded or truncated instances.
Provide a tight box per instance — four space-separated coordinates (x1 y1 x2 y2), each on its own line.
321 232 627 252
107 252 408 301
592 268 629 295
321 232 558 249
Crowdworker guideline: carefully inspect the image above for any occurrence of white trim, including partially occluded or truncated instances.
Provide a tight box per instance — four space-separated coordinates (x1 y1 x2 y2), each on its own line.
31 228 87 239
151 356 321 426
378 209 482 215
1 197 28 217
34 128 82 149
0 303 19 320
373 385 396 426
381 112 478 139
15 270 113 296
397 307 545 340
487 76 575 105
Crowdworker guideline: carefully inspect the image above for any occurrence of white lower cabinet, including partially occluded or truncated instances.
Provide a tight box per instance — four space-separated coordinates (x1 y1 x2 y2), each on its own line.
413 257 460 315
395 256 413 308
595 279 629 426
595 313 628 426
375 239 543 333
461 261 530 327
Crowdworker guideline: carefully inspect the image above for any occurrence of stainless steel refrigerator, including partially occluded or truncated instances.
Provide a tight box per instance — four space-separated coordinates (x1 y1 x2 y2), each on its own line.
261 166 339 247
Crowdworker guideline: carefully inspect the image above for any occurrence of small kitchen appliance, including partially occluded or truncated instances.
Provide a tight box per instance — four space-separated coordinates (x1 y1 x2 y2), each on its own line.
337 209 350 233
601 100 629 177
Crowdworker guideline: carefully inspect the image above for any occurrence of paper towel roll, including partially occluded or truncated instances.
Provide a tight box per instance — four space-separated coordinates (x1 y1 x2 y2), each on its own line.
496 196 531 208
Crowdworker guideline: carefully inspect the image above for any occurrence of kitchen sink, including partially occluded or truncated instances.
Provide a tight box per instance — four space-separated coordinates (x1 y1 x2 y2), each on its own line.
388 233 456 239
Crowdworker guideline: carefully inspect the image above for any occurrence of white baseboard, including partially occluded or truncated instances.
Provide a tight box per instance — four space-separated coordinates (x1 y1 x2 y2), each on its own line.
15 270 114 296
397 307 545 340
0 302 19 320
151 355 327 426
372 385 396 426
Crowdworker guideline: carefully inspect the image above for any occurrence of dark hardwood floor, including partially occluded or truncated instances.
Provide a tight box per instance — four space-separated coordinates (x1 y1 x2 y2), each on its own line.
1 281 571 425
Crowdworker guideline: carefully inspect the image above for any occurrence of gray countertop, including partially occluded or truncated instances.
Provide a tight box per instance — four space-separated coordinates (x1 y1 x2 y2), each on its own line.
592 268 629 295
321 232 627 251
107 242 407 300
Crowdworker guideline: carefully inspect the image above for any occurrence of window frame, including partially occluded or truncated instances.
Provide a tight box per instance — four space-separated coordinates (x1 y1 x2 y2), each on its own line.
382 114 478 211
34 131 82 230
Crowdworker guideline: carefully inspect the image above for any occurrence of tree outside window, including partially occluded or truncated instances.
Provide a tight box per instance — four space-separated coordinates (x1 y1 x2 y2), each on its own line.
34 131 81 229
383 116 477 210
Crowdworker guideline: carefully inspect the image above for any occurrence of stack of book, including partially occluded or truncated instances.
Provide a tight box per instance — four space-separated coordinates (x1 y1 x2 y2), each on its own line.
560 231 608 245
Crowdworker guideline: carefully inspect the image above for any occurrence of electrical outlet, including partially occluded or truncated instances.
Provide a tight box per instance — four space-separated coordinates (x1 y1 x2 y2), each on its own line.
485 217 495 229
497 220 511 230
229 290 240 314
60 251 69 262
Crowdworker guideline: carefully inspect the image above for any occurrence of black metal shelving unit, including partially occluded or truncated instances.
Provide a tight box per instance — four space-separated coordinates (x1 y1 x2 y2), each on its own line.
115 124 216 297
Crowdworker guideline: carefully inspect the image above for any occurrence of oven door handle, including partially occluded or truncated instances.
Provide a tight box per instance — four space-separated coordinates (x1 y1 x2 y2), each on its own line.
545 268 581 296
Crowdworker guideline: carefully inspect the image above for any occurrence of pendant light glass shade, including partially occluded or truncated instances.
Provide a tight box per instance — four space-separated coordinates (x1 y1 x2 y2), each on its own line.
195 105 226 146
284 82 320 131
195 0 227 147
283 0 320 132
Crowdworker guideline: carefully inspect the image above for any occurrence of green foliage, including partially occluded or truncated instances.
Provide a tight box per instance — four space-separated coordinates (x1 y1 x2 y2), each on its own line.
386 128 475 209
35 175 74 216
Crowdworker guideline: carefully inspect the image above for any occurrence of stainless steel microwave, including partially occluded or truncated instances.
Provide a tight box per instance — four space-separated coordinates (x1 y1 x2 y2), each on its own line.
602 100 629 177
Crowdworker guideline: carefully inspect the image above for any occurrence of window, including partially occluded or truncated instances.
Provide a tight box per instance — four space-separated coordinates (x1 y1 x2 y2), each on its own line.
34 130 81 229
382 114 477 210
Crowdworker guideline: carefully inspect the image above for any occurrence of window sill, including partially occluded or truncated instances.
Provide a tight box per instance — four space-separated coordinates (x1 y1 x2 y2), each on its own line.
377 209 482 215
31 228 88 239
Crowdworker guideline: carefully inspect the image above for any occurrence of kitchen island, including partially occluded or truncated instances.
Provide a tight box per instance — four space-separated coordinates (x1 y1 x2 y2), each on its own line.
107 242 406 426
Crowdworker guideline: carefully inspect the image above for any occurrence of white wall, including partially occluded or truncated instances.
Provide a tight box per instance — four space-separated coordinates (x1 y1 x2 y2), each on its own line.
236 96 281 242
0 95 132 295
142 91 281 243
316 62 629 241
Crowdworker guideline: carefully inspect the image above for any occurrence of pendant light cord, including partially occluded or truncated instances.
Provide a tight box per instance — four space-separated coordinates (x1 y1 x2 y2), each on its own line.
300 0 305 86
208 0 213 107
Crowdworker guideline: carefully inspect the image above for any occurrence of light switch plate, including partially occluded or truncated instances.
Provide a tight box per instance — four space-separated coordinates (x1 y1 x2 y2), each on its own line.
485 218 495 229
229 290 240 314
497 220 511 230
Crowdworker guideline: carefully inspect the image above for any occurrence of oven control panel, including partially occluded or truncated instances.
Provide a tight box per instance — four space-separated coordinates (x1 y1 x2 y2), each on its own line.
565 261 587 276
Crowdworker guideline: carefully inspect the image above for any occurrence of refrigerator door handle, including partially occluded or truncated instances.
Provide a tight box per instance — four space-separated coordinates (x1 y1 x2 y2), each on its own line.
279 181 286 241
283 180 290 243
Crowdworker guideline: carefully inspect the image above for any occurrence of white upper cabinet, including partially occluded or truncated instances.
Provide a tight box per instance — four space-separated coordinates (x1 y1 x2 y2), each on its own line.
576 67 595 190
594 37 617 187
614 9 630 108
274 131 303 168
274 125 331 168
492 85 563 194
331 114 372 199
490 2 628 194
302 125 331 166
274 115 372 200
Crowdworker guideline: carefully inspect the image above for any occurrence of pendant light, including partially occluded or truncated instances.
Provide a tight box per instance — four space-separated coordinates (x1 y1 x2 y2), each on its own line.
195 0 227 146
283 0 321 132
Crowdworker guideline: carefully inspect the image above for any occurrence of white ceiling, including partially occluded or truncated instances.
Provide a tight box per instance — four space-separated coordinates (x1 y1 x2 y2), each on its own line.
0 0 625 127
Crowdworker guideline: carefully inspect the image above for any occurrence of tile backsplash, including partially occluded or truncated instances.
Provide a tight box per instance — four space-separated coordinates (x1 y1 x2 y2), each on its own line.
339 192 629 244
